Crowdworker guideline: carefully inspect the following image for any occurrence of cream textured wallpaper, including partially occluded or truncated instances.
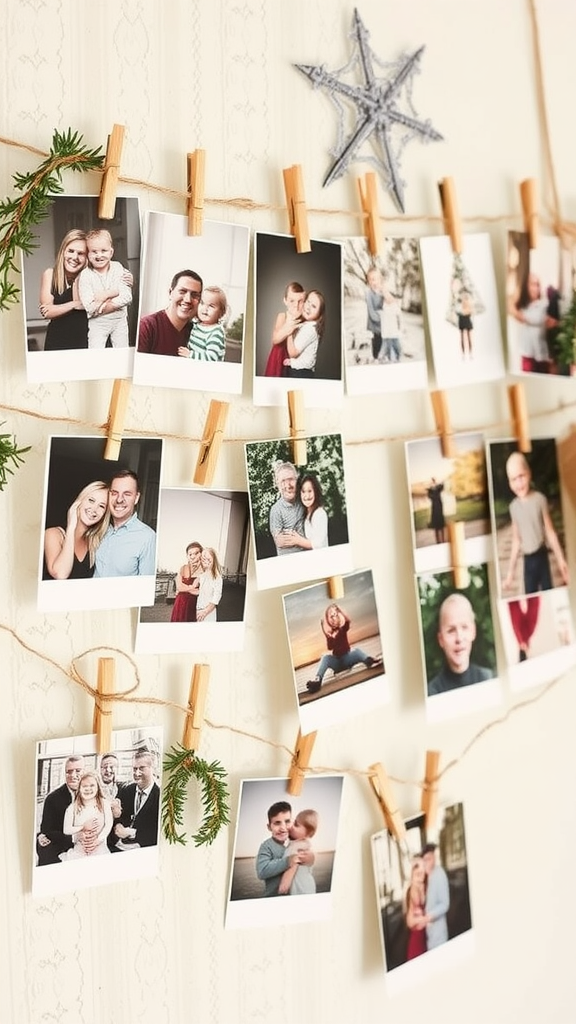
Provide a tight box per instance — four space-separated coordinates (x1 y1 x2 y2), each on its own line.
1 2 575 1022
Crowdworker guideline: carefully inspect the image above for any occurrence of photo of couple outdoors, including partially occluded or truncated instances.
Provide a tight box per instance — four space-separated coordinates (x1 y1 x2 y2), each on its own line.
371 803 472 974
245 435 348 561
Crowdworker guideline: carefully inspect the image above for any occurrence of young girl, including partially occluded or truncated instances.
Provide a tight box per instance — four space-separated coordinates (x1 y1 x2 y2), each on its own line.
178 286 227 361
195 547 223 622
306 604 382 694
264 281 305 377
278 809 318 896
283 289 325 378
62 770 112 859
280 472 328 550
405 855 427 959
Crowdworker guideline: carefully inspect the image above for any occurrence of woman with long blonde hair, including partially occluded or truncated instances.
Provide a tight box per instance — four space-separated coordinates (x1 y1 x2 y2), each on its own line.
39 229 90 351
44 480 110 579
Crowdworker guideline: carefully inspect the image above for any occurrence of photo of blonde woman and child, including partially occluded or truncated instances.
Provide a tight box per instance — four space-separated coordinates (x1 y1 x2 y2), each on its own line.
342 235 428 395
133 211 250 394
23 195 141 383
371 802 473 992
226 775 344 930
253 231 343 407
33 727 162 897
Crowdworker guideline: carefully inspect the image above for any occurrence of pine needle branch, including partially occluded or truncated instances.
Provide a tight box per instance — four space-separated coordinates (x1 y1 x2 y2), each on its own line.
0 128 104 310
0 424 30 490
162 745 230 847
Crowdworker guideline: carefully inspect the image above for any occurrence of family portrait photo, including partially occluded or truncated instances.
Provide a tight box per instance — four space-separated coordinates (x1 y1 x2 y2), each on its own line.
417 563 500 722
371 802 473 992
252 231 343 407
136 487 250 653
498 587 576 691
282 569 388 734
342 235 428 395
32 727 162 897
244 433 352 589
405 432 491 573
226 775 344 930
487 437 569 600
38 435 162 612
419 233 505 388
132 212 250 394
22 195 141 382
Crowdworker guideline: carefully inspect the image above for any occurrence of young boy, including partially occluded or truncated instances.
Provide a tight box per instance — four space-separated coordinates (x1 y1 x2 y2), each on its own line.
365 267 384 362
264 281 305 377
177 285 227 361
78 229 132 349
502 451 569 595
428 593 493 696
256 800 312 897
278 809 318 896
379 288 403 363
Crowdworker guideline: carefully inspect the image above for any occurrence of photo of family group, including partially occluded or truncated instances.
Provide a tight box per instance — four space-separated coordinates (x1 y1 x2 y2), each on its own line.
498 587 576 691
132 212 250 394
342 235 428 395
252 231 343 407
244 433 352 589
419 234 505 389
32 727 162 896
226 775 344 929
506 232 574 377
38 435 162 612
405 432 491 573
371 802 473 992
417 563 501 722
282 569 388 734
487 437 569 601
23 195 141 382
136 487 250 653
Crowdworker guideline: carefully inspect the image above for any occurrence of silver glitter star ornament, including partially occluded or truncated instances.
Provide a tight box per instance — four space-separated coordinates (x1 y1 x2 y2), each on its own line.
294 8 443 212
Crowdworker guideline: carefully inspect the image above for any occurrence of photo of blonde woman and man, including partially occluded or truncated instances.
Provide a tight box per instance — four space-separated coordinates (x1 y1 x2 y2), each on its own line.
419 234 505 388
38 435 162 613
406 432 491 573
33 728 162 897
282 569 388 734
244 433 352 589
342 235 428 395
253 231 343 407
23 195 141 382
226 775 344 930
371 802 473 992
136 487 250 654
506 232 575 377
133 212 250 393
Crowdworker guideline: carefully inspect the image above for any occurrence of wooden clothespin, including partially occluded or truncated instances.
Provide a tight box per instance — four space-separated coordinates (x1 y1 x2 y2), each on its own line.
448 521 469 590
438 176 463 254
98 124 125 220
357 171 381 256
430 390 455 458
104 379 131 461
520 178 539 250
508 383 531 454
288 390 307 466
93 657 115 754
193 400 229 486
287 729 317 796
421 750 441 832
182 664 210 751
327 576 344 600
187 149 206 236
283 164 311 253
368 762 406 843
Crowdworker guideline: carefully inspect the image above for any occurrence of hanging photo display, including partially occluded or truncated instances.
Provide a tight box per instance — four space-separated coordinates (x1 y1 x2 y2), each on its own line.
136 487 250 653
244 433 353 589
22 195 141 383
38 435 163 612
252 231 344 408
342 236 428 395
133 213 250 394
226 775 344 929
370 802 474 994
32 727 162 897
282 569 388 735
419 234 505 388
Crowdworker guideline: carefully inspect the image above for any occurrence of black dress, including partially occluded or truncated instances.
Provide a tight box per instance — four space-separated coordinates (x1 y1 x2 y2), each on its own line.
44 281 89 351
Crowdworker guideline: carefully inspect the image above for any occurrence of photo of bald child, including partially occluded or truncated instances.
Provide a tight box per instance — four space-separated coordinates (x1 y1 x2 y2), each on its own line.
418 564 497 698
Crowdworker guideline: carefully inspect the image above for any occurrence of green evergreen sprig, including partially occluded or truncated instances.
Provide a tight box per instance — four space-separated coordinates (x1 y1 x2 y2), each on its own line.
555 290 576 370
162 745 230 847
0 128 104 310
0 424 30 490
